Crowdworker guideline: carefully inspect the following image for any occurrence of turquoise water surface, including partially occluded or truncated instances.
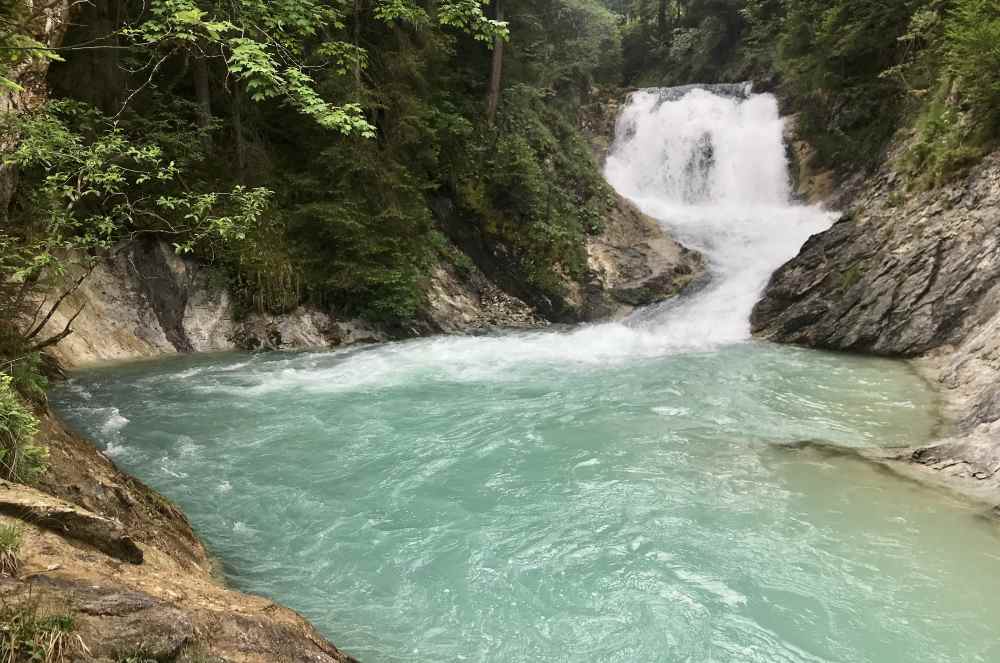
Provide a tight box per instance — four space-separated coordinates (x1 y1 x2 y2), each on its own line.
50 340 1000 663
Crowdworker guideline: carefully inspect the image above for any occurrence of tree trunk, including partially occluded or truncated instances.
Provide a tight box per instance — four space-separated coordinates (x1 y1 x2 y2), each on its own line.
192 55 213 151
657 0 669 38
232 85 247 180
486 0 505 124
354 0 363 98
0 0 72 221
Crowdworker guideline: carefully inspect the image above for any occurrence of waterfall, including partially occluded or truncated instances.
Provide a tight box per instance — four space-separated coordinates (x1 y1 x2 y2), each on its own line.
136 86 837 395
608 86 835 346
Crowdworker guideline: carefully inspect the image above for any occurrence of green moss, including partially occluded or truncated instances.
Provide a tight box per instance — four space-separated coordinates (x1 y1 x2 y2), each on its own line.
840 264 865 291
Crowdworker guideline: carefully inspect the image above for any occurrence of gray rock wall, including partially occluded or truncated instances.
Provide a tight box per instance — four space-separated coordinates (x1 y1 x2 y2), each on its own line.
752 152 1000 356
37 239 386 367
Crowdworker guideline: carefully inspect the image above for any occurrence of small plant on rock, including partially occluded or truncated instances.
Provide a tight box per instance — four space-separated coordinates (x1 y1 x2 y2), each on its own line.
0 600 79 662
0 525 23 578
0 376 47 484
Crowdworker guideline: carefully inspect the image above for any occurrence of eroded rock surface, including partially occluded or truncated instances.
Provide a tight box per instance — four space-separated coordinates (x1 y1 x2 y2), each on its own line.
574 193 703 320
752 152 1000 355
36 239 387 368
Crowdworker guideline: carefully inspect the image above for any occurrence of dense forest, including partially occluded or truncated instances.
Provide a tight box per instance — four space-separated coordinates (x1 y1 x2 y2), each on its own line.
1 0 999 479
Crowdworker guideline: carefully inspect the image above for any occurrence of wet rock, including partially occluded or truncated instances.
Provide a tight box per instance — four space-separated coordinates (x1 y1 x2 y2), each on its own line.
576 194 704 320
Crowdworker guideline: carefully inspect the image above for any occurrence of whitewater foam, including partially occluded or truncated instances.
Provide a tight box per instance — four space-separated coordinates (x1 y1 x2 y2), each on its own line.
98 407 129 434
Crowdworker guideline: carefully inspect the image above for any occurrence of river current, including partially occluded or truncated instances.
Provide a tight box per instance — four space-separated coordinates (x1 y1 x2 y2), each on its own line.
52 87 1000 662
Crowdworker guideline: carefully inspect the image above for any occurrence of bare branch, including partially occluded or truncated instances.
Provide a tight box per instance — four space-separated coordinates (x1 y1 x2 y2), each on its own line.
24 263 95 341
113 48 174 120
28 301 87 353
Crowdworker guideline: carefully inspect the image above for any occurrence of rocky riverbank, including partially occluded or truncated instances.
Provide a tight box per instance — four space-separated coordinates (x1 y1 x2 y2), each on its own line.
752 146 1000 508
1 410 358 662
39 193 702 368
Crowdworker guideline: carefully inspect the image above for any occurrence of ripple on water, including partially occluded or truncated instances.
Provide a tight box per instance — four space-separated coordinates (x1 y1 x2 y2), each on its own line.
48 341 1000 663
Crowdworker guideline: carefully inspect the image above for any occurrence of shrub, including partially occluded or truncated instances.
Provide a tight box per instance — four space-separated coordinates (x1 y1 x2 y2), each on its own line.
0 375 47 484
448 85 613 301
945 0 1000 132
897 0 1000 187
0 525 23 578
0 601 78 662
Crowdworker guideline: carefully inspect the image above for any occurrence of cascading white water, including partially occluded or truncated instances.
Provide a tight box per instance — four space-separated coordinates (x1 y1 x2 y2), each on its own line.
606 85 835 345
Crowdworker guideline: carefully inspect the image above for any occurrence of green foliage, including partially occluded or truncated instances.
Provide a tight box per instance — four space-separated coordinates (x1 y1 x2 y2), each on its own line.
946 0 1000 116
124 0 374 135
124 0 507 135
0 2 64 92
0 524 23 577
884 0 1000 187
775 0 924 169
944 0 1000 134
0 98 270 363
613 0 748 86
287 189 434 322
0 0 640 334
0 355 47 405
0 600 77 662
4 100 270 258
505 0 622 97
0 375 47 484
219 2 617 323
451 85 614 298
439 2 505 41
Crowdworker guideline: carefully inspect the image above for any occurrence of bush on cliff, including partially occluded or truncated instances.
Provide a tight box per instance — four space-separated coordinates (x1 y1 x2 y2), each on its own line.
0 375 46 484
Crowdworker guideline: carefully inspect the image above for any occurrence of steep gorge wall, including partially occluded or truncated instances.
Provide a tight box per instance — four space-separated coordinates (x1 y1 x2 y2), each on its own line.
752 148 1000 502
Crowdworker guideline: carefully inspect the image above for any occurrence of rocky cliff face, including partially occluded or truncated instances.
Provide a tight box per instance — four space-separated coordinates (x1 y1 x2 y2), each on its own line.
40 199 702 367
36 238 389 368
751 149 1000 503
